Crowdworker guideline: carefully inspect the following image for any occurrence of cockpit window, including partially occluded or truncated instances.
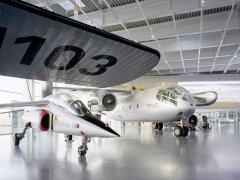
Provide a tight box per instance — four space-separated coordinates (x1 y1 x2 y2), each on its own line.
50 93 91 117
173 89 182 96
156 88 177 106
170 92 176 100
182 95 188 101
67 100 90 117
162 90 169 97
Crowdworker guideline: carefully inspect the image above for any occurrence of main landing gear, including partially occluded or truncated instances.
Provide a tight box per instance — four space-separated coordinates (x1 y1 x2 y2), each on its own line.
154 122 163 131
78 137 91 156
65 135 73 141
173 120 189 137
14 122 32 146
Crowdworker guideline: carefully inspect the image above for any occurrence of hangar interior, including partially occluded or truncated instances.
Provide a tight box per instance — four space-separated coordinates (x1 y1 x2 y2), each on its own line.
1 0 240 180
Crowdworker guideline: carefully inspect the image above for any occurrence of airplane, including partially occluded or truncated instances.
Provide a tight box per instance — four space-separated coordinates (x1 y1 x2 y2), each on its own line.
0 93 120 156
0 0 160 156
54 85 218 137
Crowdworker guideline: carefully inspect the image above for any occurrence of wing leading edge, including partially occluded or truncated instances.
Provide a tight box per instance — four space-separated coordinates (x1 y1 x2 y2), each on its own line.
0 100 49 108
0 0 160 88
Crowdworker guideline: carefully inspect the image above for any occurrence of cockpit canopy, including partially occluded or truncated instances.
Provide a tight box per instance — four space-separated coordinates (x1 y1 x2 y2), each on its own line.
48 93 91 117
156 86 194 106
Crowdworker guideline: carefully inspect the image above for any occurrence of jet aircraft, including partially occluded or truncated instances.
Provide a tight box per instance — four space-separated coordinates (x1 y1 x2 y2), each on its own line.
54 85 218 137
0 93 120 156
0 0 160 156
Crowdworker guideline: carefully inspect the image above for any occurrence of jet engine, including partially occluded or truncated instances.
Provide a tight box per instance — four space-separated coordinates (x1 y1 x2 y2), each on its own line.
102 93 117 111
22 109 50 131
188 115 198 128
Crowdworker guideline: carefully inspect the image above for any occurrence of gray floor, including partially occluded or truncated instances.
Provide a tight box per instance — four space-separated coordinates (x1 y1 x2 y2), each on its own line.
1 123 240 180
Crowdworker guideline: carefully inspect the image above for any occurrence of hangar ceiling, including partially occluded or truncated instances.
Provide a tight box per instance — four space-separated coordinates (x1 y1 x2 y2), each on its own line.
26 0 240 76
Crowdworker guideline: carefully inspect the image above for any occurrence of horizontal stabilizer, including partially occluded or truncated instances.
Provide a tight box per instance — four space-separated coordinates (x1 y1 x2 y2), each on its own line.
192 91 218 106
0 0 160 88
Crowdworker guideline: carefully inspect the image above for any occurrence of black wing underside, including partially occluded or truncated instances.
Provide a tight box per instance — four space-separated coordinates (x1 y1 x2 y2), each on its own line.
0 0 160 88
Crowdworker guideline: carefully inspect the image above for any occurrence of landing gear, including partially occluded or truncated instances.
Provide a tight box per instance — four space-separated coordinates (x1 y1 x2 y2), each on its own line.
182 126 189 137
14 122 32 146
173 125 189 137
173 119 189 137
173 126 182 137
78 137 90 156
154 122 163 131
65 135 73 141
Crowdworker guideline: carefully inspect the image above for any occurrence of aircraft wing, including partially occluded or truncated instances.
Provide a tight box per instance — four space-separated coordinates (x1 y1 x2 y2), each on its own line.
192 91 218 106
0 100 49 108
53 86 135 94
197 102 240 110
0 0 160 88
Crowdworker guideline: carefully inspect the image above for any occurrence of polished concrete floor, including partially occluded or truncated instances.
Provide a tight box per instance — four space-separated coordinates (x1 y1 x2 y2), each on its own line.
0 123 240 180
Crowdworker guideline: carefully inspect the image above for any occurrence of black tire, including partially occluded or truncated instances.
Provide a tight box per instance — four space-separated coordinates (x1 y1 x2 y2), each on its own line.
174 126 183 137
80 151 87 156
14 134 20 146
67 135 72 141
182 126 189 137
158 122 163 131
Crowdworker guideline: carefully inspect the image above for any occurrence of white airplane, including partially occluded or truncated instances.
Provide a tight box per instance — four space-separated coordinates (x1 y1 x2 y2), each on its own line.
54 85 218 137
0 1 160 156
0 93 120 156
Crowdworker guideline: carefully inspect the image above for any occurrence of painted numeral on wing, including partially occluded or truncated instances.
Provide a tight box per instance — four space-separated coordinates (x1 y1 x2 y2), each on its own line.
0 27 7 49
44 45 85 70
15 36 46 65
79 55 117 75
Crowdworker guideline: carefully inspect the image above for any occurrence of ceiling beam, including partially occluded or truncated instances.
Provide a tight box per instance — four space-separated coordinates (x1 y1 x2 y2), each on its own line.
136 0 173 75
69 0 101 28
210 0 236 73
169 0 186 74
197 5 203 73
101 0 135 41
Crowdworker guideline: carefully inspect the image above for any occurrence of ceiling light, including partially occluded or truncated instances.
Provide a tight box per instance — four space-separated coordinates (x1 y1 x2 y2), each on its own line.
75 0 86 8
151 34 155 39
201 0 205 6
59 1 74 11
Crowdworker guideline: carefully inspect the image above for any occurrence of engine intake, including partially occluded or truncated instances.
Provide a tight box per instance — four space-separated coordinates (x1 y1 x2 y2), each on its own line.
189 115 198 127
102 93 117 111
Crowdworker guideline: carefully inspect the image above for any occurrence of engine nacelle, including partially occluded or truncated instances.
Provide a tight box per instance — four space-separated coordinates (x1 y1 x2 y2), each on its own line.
101 93 117 111
22 109 50 131
188 115 198 128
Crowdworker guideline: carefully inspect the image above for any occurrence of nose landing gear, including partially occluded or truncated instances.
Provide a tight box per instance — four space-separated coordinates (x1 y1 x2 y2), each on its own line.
173 120 189 137
154 122 163 131
14 122 32 146
78 136 91 156
173 125 189 137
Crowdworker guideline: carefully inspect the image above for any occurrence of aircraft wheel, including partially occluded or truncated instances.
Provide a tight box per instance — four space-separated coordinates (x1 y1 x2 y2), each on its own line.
67 135 72 141
78 145 87 156
14 134 21 146
14 133 22 146
174 126 183 137
158 122 163 131
182 126 189 137
80 150 87 156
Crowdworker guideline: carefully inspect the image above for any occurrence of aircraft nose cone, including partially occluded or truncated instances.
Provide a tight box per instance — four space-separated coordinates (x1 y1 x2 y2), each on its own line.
83 114 120 137
181 105 195 117
105 127 120 137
